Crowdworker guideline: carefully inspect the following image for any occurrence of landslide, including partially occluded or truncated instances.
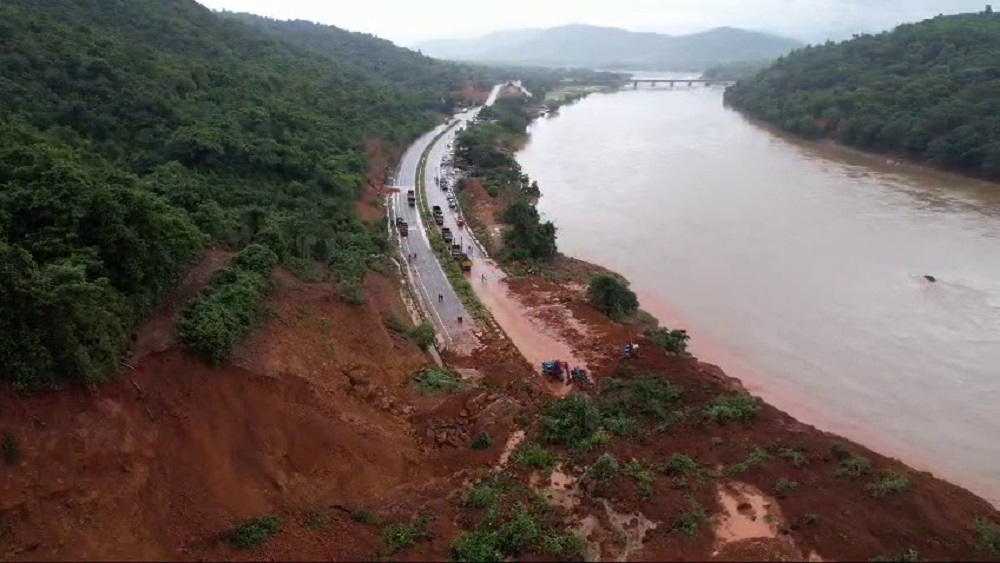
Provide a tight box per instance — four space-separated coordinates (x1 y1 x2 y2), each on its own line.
0 0 477 389
724 9 1000 179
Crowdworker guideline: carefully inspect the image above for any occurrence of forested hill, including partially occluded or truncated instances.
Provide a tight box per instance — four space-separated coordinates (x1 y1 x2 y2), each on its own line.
724 9 1000 177
0 0 465 389
221 12 489 110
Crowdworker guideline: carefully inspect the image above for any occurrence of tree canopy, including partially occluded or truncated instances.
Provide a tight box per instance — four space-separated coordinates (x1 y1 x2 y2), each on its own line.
0 0 474 388
724 9 1000 176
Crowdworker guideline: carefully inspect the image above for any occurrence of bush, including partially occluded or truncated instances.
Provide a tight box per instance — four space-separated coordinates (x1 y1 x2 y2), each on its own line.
867 472 909 497
471 432 493 450
659 454 705 481
177 245 278 365
704 393 760 424
225 515 280 549
511 441 558 470
975 518 1000 555
382 515 432 555
623 459 655 498
411 369 462 394
644 327 690 355
540 393 605 450
587 275 638 320
582 453 619 484
834 454 873 479
408 322 437 348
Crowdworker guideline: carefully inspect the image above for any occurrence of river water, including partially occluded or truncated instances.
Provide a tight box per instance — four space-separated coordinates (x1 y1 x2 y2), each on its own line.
518 79 1000 504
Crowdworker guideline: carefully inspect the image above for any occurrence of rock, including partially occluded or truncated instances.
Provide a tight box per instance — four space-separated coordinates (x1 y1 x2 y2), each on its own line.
460 409 469 418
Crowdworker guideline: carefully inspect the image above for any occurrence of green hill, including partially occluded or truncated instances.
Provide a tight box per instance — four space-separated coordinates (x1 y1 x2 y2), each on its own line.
416 25 803 71
724 9 1000 177
0 0 458 388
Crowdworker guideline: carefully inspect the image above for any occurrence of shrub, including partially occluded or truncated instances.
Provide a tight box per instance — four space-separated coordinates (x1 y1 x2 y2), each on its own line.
511 441 558 470
774 478 799 497
624 459 655 498
411 369 461 394
225 515 280 549
727 447 769 474
834 454 873 479
408 322 437 348
462 476 507 510
582 453 619 484
177 244 278 364
471 432 493 450
974 518 1000 555
644 327 690 355
599 375 682 425
350 509 379 525
382 514 432 555
540 393 604 450
586 275 638 320
660 454 706 481
704 393 759 424
867 472 909 497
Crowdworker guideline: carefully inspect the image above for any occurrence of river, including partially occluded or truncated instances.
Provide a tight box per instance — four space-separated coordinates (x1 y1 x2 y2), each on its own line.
517 78 1000 504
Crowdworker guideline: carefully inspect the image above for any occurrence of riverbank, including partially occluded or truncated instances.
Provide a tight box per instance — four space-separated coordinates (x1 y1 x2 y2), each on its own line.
447 85 1000 559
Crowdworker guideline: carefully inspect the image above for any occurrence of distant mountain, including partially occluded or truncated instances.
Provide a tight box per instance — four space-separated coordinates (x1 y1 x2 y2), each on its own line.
415 25 804 71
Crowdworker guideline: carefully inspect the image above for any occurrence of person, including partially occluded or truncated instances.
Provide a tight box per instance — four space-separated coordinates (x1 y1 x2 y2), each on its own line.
457 316 463 324
438 293 443 303
481 273 486 283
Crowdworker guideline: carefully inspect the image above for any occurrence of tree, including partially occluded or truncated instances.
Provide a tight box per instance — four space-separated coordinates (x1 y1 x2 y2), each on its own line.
587 275 639 321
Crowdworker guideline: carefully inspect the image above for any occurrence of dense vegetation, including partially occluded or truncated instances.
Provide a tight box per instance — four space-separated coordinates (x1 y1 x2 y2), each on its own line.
725 9 1000 176
702 58 772 80
0 0 472 388
177 244 278 365
455 95 557 262
586 275 639 321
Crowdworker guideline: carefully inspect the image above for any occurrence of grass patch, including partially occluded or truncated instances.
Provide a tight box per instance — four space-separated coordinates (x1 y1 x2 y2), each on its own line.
511 441 558 470
704 393 759 424
303 510 330 530
623 459 655 498
582 453 620 484
599 375 683 432
540 393 605 451
867 471 909 497
471 432 493 450
671 495 709 537
462 475 509 510
351 508 379 525
542 531 588 560
778 444 808 468
2 431 20 465
410 368 462 394
833 453 873 479
381 514 432 556
727 447 769 475
384 314 408 334
774 478 798 498
225 515 280 549
660 454 706 479
974 518 1000 555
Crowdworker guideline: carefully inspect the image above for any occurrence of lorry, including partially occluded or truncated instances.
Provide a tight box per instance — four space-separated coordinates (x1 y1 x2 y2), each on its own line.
450 244 463 259
441 227 453 244
431 205 444 226
395 217 408 237
458 253 472 272
407 190 415 207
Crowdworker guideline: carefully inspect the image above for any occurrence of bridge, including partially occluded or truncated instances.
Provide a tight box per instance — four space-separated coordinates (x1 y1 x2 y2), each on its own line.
630 78 735 88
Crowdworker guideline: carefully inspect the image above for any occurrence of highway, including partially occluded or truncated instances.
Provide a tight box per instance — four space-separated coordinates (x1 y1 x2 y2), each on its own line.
389 84 501 352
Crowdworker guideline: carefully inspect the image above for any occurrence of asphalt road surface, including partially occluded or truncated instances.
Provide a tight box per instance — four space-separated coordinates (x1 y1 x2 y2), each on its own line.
389 84 501 351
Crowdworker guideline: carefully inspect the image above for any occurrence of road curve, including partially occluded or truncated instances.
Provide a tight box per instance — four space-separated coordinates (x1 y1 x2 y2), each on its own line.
389 84 502 352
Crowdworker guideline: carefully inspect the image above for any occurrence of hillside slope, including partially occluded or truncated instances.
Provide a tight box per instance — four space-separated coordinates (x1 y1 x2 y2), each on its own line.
416 24 803 70
220 12 490 110
724 9 1000 178
0 0 447 388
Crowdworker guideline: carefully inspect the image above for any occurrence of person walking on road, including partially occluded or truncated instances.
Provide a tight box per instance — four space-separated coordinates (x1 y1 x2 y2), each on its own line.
481 273 486 284
438 293 444 303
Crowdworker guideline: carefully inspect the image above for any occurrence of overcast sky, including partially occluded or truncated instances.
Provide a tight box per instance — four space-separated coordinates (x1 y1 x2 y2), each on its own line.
194 0 989 46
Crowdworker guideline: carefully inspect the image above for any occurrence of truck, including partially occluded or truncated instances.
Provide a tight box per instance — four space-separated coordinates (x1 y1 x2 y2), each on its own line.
431 205 444 226
450 244 463 259
406 190 415 207
395 217 409 237
458 253 472 272
441 227 453 244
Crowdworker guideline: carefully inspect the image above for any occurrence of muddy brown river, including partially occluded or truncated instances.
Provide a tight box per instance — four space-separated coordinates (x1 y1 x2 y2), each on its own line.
518 80 1000 504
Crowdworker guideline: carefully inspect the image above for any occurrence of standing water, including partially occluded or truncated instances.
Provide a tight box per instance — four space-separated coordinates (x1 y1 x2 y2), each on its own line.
518 81 1000 503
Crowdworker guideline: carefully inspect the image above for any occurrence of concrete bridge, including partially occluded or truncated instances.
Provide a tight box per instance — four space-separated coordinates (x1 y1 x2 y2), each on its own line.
631 78 735 88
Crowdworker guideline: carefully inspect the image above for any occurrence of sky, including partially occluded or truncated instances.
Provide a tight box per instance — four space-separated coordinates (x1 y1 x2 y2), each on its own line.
194 0 990 46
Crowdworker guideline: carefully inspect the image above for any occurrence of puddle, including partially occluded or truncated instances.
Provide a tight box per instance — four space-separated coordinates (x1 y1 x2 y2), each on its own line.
600 499 658 562
714 482 780 542
496 430 525 468
712 482 820 560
